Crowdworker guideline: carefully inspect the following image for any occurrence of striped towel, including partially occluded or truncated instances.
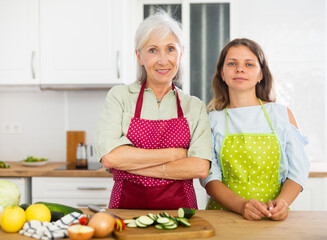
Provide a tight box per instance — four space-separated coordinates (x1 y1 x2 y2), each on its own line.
19 212 83 240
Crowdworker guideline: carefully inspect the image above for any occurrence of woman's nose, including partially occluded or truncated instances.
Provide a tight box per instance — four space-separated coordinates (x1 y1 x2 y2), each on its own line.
236 65 244 73
158 53 168 65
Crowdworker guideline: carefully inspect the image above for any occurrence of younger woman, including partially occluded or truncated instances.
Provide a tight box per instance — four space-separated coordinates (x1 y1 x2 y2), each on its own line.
201 38 310 220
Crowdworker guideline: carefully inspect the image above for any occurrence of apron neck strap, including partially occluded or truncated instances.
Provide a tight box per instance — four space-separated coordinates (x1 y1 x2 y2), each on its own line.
174 83 184 118
224 99 275 134
134 81 184 119
224 106 229 135
258 99 276 134
134 81 147 118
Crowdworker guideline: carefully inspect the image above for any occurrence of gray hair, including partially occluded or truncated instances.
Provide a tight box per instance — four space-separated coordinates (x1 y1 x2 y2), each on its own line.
135 11 184 84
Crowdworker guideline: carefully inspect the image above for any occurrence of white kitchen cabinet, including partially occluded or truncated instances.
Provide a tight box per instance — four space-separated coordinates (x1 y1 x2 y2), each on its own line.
0 0 39 85
39 0 126 87
32 177 208 209
0 177 31 204
32 177 113 208
0 0 128 87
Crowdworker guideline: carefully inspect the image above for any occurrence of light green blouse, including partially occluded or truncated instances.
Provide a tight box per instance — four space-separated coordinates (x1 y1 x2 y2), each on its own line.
95 81 212 162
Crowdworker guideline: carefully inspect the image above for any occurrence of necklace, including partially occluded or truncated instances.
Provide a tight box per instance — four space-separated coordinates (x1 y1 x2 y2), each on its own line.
156 99 161 103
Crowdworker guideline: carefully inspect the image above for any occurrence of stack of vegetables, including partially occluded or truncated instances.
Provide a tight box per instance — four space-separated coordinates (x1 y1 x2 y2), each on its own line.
0 180 196 239
0 180 124 240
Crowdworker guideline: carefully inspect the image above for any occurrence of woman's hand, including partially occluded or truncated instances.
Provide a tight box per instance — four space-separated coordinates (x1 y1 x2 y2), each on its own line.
266 199 289 221
241 198 272 221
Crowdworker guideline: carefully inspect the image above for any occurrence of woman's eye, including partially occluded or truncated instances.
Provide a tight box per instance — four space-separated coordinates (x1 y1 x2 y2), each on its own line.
149 49 156 53
227 62 236 66
246 63 254 67
168 47 174 52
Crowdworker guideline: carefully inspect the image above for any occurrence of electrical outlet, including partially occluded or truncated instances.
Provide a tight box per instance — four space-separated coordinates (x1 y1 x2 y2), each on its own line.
12 123 22 134
1 122 22 134
2 123 11 134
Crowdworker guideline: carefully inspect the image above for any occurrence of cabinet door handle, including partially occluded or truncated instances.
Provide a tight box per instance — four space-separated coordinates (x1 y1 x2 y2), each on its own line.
31 51 36 79
77 203 107 207
76 187 107 190
116 51 120 79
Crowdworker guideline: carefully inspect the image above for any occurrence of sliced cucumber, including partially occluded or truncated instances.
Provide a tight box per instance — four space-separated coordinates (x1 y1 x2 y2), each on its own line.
178 208 196 219
148 213 157 221
138 215 154 226
155 224 164 230
127 222 138 228
162 219 176 226
163 212 170 218
124 219 136 224
135 218 148 228
176 217 191 227
156 217 170 224
127 211 193 230
163 224 178 230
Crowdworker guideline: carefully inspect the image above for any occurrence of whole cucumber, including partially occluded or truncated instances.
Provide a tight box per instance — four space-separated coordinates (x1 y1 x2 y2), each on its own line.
19 203 31 211
35 201 83 215
50 211 65 221
177 208 196 219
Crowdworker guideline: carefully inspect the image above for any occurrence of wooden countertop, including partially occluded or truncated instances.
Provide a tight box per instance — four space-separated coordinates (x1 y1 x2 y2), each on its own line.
0 161 327 178
0 162 112 177
1 209 326 240
308 162 327 177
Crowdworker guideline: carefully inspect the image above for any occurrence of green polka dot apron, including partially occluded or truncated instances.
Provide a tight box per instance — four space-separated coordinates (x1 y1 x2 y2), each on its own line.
207 99 282 210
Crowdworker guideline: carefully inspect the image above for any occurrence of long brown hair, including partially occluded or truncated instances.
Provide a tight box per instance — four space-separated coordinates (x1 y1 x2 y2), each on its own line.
208 38 275 111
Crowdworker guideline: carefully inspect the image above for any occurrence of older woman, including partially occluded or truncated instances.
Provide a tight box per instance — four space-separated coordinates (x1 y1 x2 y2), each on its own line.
95 12 212 209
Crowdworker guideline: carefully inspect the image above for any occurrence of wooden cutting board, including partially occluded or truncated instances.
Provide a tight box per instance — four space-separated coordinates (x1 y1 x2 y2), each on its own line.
113 216 215 240
66 131 85 164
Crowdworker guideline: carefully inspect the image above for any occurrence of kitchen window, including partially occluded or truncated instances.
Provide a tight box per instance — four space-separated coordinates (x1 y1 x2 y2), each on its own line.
141 0 233 104
136 0 326 164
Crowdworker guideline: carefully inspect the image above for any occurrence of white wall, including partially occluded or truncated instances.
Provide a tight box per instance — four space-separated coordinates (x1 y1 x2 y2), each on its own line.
234 0 325 162
0 0 325 163
0 88 108 162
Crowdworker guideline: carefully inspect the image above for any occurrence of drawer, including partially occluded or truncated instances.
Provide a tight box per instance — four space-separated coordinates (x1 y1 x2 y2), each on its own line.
32 198 109 208
32 177 113 199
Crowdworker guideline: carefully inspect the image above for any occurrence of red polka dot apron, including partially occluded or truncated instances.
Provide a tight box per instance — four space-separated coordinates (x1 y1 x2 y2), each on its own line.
109 81 197 209
207 99 282 210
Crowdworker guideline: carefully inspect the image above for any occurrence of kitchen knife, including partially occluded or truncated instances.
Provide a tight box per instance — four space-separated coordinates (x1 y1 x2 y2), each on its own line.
88 204 122 220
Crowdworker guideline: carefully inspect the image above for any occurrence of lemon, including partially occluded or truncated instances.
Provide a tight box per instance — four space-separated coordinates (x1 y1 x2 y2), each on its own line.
26 204 51 222
0 206 26 233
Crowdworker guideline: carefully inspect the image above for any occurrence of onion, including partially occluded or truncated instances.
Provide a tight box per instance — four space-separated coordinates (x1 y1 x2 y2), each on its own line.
88 212 116 238
67 224 94 240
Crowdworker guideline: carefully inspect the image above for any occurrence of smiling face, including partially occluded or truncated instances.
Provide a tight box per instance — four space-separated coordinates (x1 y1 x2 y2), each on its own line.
221 45 263 94
136 32 182 86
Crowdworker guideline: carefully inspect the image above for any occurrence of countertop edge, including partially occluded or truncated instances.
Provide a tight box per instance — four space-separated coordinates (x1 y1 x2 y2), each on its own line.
0 162 113 178
1 161 327 178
